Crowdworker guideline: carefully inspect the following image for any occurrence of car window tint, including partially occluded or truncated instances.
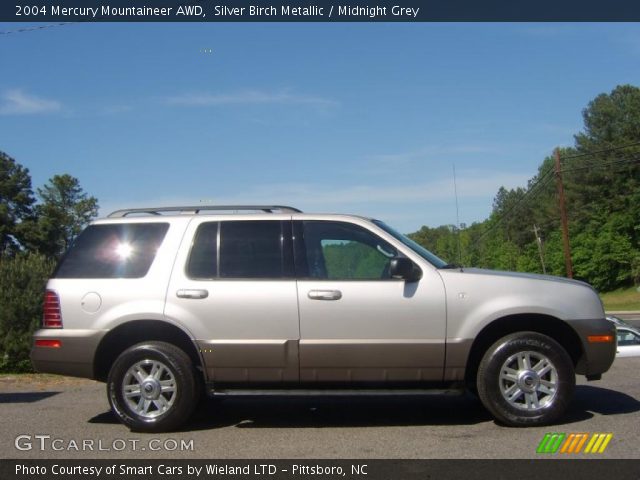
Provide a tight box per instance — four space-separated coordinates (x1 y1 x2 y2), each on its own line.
219 221 287 278
54 223 169 279
187 222 218 279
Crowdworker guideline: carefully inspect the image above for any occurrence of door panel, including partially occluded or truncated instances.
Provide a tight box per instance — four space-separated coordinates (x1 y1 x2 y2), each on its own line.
295 220 446 383
165 218 299 384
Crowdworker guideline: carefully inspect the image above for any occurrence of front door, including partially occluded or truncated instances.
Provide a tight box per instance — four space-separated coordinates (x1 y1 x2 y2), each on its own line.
294 220 446 384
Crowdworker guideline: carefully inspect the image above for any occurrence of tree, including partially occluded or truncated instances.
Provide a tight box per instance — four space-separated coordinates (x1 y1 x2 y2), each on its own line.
0 253 55 372
407 84 640 291
0 151 36 254
575 84 640 149
34 174 99 258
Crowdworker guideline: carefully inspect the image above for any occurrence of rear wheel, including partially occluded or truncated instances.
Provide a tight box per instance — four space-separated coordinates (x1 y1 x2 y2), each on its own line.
107 341 198 432
477 332 575 427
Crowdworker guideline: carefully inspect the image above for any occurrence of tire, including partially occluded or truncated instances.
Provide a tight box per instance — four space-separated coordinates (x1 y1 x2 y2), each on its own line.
477 332 575 427
107 341 198 432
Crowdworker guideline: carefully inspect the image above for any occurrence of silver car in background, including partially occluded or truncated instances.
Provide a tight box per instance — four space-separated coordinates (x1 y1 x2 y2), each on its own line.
607 316 640 358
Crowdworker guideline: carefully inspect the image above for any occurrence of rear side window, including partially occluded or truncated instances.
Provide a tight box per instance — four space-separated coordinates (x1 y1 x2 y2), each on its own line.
54 223 169 279
186 220 293 279
220 221 285 278
187 222 218 279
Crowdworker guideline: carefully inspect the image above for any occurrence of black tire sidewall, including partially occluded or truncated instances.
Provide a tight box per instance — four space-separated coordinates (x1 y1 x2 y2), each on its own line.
107 341 197 432
477 332 575 427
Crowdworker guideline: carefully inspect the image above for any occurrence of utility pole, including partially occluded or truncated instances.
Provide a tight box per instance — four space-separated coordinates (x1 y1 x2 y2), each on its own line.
533 224 546 274
554 148 573 278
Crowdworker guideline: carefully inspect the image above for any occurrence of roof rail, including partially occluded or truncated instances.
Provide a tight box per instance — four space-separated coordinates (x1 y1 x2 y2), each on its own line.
108 205 302 218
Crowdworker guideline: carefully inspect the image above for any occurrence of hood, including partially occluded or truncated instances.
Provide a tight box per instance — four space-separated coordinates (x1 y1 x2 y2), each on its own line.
448 267 593 289
436 266 605 322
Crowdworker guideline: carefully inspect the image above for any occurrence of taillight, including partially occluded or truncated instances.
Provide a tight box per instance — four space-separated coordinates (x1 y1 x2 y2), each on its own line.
35 339 62 348
43 290 62 328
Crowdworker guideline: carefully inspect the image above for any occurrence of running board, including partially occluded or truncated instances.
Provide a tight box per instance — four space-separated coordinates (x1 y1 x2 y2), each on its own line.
209 388 464 397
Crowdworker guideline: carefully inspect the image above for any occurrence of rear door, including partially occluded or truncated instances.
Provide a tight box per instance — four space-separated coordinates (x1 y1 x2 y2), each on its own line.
165 217 299 384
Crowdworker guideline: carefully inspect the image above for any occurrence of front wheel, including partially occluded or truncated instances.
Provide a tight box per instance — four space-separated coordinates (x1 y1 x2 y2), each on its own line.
107 341 198 432
477 332 575 427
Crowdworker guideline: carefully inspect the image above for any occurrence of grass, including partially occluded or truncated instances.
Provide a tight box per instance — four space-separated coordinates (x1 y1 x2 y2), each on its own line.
600 286 640 311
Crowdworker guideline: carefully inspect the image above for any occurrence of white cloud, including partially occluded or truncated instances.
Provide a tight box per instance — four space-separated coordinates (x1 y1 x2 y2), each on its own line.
98 170 528 228
165 90 338 109
0 89 61 115
368 144 503 167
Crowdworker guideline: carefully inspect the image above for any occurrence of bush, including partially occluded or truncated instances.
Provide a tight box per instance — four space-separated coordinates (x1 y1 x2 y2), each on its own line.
0 254 55 372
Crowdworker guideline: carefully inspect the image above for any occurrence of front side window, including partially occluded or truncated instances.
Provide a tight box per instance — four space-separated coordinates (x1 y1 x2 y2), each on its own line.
300 221 398 280
54 223 169 279
372 219 447 268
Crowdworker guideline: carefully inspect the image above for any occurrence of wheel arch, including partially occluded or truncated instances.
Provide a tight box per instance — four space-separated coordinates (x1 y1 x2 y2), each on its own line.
93 320 205 382
464 314 584 388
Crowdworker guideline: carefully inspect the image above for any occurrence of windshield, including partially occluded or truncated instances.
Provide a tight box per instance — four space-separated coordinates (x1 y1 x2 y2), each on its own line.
372 220 448 268
607 315 638 331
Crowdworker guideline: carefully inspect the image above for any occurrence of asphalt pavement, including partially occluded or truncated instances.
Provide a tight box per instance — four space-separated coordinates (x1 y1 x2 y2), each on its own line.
1 357 639 459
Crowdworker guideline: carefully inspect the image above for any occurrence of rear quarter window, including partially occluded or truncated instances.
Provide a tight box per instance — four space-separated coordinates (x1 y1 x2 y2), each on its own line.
53 223 170 279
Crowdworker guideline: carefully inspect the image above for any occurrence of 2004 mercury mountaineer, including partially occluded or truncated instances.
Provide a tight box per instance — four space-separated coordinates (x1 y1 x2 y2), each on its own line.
31 205 616 432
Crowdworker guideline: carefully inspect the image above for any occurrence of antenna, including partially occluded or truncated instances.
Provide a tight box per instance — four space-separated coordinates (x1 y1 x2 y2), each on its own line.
452 164 463 267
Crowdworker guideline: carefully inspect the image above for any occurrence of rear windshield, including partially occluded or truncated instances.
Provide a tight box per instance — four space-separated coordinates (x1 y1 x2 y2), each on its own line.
53 223 169 279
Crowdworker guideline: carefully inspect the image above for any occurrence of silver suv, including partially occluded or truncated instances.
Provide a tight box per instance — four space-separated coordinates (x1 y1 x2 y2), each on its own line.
31 205 616 432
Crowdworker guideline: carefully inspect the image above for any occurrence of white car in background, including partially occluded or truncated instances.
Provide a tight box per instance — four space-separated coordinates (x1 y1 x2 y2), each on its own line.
607 316 640 358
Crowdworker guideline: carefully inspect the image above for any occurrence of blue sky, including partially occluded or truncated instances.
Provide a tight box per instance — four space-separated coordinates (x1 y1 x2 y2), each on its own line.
0 22 639 232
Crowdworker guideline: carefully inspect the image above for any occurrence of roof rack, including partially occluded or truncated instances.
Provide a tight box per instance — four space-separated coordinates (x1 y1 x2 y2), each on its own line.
108 205 302 218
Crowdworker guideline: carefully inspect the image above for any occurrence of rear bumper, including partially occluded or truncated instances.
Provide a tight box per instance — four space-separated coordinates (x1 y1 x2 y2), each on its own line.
569 318 617 376
30 329 107 379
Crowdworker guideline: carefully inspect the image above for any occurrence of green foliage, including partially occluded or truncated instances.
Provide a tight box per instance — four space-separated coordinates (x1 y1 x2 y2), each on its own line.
0 254 55 372
0 151 36 254
408 84 640 292
32 174 99 258
0 152 99 372
323 242 389 279
600 286 640 311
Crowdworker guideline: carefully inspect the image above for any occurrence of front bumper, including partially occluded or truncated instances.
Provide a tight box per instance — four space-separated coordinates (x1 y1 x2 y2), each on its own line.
569 318 617 376
30 329 107 379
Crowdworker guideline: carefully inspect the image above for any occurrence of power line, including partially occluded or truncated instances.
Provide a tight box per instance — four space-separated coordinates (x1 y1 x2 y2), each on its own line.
569 146 640 169
477 149 640 242
0 23 74 35
561 155 640 173
558 140 640 162
476 167 555 241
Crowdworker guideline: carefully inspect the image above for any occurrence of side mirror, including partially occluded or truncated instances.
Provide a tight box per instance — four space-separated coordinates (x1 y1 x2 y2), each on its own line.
389 257 422 282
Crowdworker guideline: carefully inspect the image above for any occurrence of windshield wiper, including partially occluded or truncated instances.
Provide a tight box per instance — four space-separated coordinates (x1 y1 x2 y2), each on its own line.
440 263 463 269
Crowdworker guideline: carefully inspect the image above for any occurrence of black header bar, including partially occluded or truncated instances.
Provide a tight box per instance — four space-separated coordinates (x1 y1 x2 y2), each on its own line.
2 0 640 22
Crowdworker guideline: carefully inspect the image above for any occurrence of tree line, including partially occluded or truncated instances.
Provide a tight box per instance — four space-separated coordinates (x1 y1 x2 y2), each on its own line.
0 151 97 371
408 84 640 292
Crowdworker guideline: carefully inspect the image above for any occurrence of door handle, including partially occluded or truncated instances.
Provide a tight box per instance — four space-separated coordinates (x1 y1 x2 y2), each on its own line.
308 290 342 301
176 289 209 299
